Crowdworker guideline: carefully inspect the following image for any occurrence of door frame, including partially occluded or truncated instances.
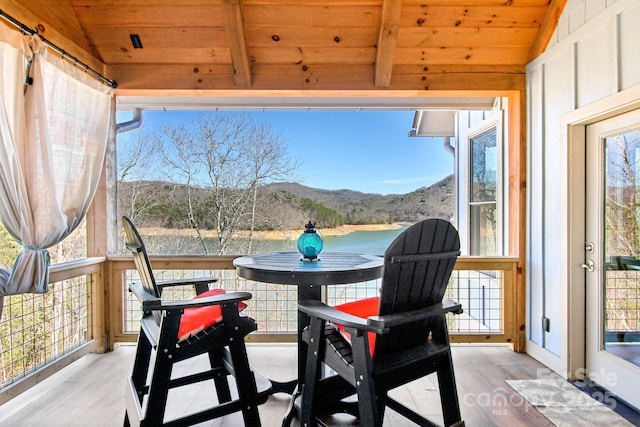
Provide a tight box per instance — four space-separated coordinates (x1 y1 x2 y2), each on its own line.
564 84 640 381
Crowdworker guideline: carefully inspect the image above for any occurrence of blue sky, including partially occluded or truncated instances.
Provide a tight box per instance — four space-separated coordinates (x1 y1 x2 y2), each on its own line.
117 109 453 195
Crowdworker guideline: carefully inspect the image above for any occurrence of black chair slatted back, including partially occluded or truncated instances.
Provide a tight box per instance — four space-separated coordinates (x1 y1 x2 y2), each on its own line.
122 216 163 324
375 218 460 356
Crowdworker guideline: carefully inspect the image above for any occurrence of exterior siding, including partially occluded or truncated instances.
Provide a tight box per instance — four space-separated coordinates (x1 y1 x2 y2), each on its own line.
526 0 640 371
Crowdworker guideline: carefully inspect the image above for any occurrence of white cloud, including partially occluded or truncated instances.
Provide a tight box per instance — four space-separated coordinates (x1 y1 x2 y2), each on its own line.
377 176 436 185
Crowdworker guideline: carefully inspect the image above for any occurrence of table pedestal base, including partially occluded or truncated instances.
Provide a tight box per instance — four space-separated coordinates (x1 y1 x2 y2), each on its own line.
281 375 360 426
270 378 297 395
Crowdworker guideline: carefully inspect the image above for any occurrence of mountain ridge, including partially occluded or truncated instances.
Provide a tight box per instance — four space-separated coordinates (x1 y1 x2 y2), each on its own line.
118 174 454 229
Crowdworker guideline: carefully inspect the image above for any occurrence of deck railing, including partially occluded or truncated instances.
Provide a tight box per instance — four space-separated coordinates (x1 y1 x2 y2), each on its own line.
108 255 521 346
0 258 104 404
1 255 521 404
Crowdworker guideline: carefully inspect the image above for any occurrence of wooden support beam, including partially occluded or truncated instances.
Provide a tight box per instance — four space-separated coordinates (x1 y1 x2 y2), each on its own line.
109 63 524 92
220 0 252 88
374 0 403 88
528 0 568 61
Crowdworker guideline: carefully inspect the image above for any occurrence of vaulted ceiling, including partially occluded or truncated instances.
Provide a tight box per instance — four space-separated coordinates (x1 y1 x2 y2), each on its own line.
3 0 565 96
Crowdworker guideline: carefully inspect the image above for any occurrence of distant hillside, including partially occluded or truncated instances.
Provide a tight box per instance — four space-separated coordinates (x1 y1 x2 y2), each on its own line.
118 175 454 229
267 182 383 205
265 176 454 224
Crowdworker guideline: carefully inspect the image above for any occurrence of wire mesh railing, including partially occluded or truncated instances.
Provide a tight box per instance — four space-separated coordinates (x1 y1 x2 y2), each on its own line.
0 275 91 390
119 257 515 340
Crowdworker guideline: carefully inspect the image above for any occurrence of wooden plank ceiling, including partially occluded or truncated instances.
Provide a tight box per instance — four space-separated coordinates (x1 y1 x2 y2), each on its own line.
4 0 565 93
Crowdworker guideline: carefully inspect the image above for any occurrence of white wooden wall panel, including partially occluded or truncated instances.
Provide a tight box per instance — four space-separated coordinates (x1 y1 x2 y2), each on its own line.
526 0 639 372
576 22 617 107
619 2 640 90
542 48 576 356
554 4 571 44
527 66 545 346
587 0 608 21
569 0 588 33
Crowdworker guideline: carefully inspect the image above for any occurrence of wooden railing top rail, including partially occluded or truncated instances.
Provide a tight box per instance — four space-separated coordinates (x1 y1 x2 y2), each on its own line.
49 256 105 283
106 255 519 269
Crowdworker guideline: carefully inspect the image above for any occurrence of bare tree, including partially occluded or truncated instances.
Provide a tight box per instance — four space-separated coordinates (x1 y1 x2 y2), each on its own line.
154 112 299 255
603 131 640 333
118 130 162 226
606 132 640 257
154 122 210 253
237 118 299 253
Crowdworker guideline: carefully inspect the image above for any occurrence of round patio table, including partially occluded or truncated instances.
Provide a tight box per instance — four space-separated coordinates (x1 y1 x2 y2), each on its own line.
233 251 383 425
233 251 383 286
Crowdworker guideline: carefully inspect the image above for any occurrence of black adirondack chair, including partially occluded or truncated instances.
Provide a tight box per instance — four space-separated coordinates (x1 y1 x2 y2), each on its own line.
121 216 271 427
298 218 465 427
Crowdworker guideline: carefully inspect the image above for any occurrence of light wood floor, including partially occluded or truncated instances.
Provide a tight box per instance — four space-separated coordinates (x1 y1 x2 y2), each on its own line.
0 344 558 427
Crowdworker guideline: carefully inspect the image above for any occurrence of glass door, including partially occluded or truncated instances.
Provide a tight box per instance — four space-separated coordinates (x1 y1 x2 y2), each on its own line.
585 109 640 409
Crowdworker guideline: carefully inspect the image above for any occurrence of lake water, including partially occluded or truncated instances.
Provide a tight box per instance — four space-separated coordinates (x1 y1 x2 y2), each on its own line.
142 225 409 256
252 225 409 256
322 226 409 255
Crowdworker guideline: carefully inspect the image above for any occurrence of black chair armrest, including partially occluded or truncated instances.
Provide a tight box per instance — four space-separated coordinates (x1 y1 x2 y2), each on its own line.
299 299 463 335
129 282 162 311
367 299 462 330
156 277 218 290
298 299 384 333
129 282 251 311
161 291 252 311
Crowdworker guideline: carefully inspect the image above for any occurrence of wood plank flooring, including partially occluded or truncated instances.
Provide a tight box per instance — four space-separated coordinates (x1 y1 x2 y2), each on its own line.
0 344 558 426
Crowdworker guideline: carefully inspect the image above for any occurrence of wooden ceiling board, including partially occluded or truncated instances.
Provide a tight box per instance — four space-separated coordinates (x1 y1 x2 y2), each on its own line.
394 47 529 65
242 5 382 27
252 46 376 64
107 63 239 90
399 5 548 28
13 0 84 39
245 27 378 47
397 27 540 48
401 0 551 5
70 5 226 27
69 0 223 5
5 0 93 53
1 0 106 69
100 47 232 65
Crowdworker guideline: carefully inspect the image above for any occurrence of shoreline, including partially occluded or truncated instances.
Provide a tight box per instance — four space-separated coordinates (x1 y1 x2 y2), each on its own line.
138 223 406 241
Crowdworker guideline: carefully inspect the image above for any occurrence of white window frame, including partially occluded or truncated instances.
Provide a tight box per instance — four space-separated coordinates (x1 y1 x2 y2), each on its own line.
463 113 505 256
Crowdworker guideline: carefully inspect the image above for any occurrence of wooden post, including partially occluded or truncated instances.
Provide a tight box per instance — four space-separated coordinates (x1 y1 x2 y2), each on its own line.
506 90 527 352
86 97 118 352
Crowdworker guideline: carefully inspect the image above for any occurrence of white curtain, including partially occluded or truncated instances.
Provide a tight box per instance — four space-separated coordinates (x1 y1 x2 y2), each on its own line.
0 21 113 317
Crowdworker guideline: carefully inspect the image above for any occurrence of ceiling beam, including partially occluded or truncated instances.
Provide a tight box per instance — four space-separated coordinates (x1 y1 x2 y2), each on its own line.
374 0 403 88
109 63 524 92
527 0 568 62
220 0 252 88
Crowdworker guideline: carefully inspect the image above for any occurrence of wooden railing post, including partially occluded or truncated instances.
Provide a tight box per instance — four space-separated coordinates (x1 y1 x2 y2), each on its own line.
90 265 107 352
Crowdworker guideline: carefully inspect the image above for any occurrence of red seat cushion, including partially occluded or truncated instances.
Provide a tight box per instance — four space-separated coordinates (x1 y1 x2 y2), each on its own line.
333 296 379 356
177 289 248 341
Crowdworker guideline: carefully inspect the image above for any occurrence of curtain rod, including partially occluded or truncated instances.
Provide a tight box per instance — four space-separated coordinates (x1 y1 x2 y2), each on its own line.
0 9 117 88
